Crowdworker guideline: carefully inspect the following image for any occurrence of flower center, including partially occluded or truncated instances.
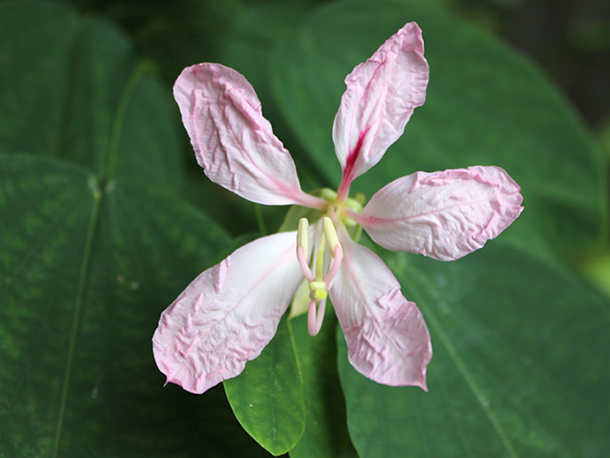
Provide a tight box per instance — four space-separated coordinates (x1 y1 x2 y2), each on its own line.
319 188 365 227
287 188 366 334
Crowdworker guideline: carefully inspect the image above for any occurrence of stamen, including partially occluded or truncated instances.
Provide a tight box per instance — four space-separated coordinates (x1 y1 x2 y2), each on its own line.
322 217 343 287
308 298 326 336
297 218 309 257
297 246 315 283
323 217 341 257
295 217 344 336
324 244 343 287
297 218 315 283
315 234 326 282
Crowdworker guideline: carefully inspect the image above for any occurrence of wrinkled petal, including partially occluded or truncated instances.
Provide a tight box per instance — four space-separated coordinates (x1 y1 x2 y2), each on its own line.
152 232 303 394
353 166 524 261
333 22 429 195
174 63 322 208
329 226 432 389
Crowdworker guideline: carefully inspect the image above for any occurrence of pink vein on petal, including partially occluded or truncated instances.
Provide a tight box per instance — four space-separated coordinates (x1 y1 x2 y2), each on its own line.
338 127 370 199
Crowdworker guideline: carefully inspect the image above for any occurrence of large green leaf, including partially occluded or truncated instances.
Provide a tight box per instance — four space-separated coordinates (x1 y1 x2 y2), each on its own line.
338 243 610 456
272 0 607 258
288 311 349 458
0 1 181 193
224 318 306 456
0 155 238 456
0 2 268 456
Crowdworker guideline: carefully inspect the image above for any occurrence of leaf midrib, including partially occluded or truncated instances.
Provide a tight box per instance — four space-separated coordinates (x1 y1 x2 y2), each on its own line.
51 57 147 457
408 267 519 458
52 185 102 458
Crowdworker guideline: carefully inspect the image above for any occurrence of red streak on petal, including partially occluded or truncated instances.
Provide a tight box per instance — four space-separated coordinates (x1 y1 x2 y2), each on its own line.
338 127 369 199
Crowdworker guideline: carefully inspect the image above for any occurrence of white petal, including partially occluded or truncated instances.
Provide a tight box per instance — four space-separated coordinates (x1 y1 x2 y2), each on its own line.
152 232 303 394
333 22 428 192
174 63 323 208
354 166 524 261
330 226 432 389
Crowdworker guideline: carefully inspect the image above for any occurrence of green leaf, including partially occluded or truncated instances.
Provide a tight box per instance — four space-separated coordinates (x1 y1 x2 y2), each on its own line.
224 318 306 456
272 0 608 258
288 312 349 458
0 2 268 456
338 244 610 456
0 1 181 193
0 152 247 456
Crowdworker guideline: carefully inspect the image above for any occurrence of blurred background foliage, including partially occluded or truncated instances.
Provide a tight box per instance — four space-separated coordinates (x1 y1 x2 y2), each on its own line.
62 0 610 126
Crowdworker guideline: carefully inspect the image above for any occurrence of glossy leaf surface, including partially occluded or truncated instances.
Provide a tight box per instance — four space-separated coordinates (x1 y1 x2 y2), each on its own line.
338 244 610 456
224 319 306 456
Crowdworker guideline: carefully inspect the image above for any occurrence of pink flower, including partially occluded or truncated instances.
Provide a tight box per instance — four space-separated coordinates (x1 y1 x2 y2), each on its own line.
152 22 523 394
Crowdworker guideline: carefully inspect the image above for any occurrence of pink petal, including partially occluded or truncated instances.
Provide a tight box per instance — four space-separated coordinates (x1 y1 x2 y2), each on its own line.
152 232 303 394
353 166 524 261
333 22 429 196
330 226 432 389
174 63 322 208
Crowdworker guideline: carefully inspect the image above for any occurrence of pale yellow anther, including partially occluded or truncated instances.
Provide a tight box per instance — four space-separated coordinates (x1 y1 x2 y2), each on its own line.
315 234 326 281
297 217 309 257
323 217 341 257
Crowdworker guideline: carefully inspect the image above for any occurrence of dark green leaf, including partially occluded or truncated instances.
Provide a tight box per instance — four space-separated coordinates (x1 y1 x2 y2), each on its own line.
0 1 181 193
288 312 349 458
338 244 610 456
224 318 306 456
0 153 246 456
